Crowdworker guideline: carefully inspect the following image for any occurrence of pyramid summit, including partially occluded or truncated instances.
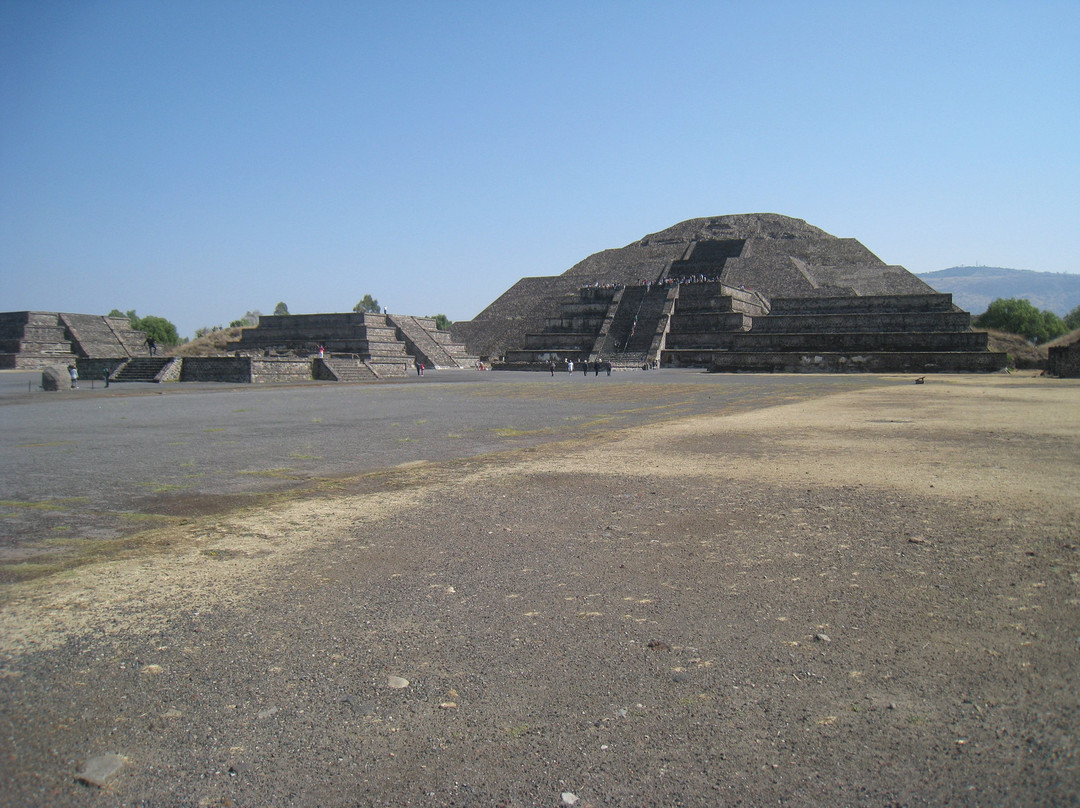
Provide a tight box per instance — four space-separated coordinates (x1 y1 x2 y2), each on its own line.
451 213 1005 373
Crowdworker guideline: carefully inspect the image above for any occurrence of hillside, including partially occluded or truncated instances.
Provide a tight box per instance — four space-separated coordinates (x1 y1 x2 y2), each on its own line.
917 266 1080 317
977 328 1047 370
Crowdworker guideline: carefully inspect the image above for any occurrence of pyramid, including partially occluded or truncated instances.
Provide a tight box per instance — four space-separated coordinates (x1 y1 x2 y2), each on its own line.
451 213 1006 373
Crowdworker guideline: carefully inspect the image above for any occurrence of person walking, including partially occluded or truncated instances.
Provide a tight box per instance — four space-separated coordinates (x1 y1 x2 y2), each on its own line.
68 364 78 389
567 359 574 375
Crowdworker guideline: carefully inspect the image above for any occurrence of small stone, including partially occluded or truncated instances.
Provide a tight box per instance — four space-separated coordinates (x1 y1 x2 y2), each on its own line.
562 792 579 806
256 706 279 719
908 536 926 544
160 708 183 719
141 664 163 675
438 702 457 709
76 753 125 787
815 633 832 643
386 675 409 689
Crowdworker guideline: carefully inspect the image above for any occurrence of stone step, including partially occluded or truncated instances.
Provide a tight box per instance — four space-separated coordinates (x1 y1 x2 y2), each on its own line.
111 357 174 382
319 357 379 382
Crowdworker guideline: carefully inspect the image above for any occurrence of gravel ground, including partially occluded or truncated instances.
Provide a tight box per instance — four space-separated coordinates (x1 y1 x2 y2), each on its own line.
0 373 1078 807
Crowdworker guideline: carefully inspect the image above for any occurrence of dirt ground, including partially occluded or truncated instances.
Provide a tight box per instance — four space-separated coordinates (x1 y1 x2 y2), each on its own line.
1 374 1078 807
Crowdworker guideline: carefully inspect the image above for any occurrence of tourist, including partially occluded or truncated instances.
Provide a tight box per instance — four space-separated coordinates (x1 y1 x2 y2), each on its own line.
145 336 157 356
567 359 574 375
68 364 78 389
581 360 588 375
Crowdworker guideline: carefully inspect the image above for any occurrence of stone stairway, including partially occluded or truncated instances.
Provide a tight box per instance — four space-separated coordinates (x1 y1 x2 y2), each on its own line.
318 356 379 382
387 315 477 368
111 357 175 382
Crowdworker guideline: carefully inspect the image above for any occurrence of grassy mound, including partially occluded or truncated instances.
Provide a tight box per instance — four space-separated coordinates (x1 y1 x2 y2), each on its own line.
168 327 244 357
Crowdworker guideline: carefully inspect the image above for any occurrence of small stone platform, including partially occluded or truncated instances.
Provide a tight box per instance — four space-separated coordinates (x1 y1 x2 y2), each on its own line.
226 312 478 376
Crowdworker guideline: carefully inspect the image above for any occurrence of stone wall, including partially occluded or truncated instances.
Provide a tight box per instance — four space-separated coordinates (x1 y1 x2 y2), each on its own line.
179 357 253 383
251 358 315 383
1048 338 1080 378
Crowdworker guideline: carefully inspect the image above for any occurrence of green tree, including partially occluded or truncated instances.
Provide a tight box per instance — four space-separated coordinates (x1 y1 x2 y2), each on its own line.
974 297 1068 344
431 313 452 331
229 310 262 328
273 301 290 316
109 309 180 345
1064 304 1080 331
354 294 380 314
109 308 140 328
135 315 181 346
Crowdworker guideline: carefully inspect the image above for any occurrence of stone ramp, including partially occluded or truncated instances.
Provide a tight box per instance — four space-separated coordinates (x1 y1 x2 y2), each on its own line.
387 315 477 369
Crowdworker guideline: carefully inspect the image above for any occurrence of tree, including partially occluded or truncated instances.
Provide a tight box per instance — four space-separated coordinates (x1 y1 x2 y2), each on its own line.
431 313 452 331
354 294 380 314
229 310 262 328
974 297 1068 344
137 315 181 346
1064 304 1080 331
109 309 180 345
274 301 290 316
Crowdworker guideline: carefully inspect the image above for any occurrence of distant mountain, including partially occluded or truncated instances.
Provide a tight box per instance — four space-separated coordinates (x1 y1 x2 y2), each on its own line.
916 267 1080 317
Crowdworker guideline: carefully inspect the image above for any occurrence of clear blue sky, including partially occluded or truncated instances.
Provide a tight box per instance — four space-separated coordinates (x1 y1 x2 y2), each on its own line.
3 1 1078 339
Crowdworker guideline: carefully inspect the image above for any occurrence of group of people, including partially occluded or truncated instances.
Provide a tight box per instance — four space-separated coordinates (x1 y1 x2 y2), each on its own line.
549 359 611 377
582 274 723 293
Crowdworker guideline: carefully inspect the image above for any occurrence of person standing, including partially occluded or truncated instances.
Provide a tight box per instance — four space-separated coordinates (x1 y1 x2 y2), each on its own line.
68 364 78 389
567 359 574 375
